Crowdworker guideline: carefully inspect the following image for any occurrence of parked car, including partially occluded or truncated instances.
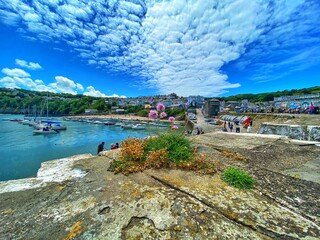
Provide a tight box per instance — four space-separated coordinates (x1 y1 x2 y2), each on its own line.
209 121 218 125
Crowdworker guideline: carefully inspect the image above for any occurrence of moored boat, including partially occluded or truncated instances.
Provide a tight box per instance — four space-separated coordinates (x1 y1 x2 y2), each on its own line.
33 128 59 135
121 124 133 129
34 121 67 130
132 124 146 130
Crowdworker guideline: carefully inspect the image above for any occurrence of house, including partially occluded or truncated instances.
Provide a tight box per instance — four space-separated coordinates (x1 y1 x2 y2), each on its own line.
85 109 98 114
144 104 152 109
115 109 125 114
170 104 184 109
225 101 240 111
188 96 205 108
161 100 173 107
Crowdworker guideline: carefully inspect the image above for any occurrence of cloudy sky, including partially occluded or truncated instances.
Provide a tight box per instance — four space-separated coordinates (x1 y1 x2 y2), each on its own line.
0 0 319 97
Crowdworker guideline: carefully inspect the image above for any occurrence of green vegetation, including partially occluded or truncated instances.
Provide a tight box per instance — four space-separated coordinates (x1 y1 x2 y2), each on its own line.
0 88 110 115
221 167 255 189
144 133 193 164
165 108 185 120
0 88 187 117
218 86 320 103
109 133 215 175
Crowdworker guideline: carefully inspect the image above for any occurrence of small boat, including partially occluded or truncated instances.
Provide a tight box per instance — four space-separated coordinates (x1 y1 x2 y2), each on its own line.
121 124 133 129
9 118 22 122
34 121 67 130
132 124 146 130
93 120 104 124
104 121 115 126
50 123 67 130
114 122 123 127
33 128 59 135
20 119 33 125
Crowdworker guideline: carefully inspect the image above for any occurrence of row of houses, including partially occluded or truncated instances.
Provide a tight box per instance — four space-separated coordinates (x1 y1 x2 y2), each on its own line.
103 94 207 110
86 92 320 116
204 93 320 117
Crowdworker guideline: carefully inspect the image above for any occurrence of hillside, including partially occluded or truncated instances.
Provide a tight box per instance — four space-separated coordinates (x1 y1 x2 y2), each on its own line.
0 88 111 115
219 86 320 102
1 86 319 115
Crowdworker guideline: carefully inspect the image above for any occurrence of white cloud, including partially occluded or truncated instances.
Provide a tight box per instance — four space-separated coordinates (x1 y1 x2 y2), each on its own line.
35 79 43 84
15 59 42 70
0 76 19 88
107 94 127 99
23 12 41 22
1 68 30 78
0 66 121 98
83 86 126 98
48 76 83 95
83 86 106 97
0 0 317 96
76 83 84 92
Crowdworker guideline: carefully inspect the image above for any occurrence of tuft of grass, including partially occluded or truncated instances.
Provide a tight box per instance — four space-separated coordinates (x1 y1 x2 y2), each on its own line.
109 133 216 175
144 133 193 164
221 167 255 189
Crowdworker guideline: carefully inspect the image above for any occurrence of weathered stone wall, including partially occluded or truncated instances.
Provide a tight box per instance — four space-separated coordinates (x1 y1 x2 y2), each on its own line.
185 116 195 130
258 123 320 141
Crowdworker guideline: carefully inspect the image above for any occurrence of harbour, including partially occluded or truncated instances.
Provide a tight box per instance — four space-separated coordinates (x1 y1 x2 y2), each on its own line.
0 114 175 181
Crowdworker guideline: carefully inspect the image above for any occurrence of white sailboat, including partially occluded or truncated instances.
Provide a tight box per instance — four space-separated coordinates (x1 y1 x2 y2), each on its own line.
33 94 66 134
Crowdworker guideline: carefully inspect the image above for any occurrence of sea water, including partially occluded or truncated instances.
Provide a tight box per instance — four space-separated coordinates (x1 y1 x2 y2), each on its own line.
0 115 162 181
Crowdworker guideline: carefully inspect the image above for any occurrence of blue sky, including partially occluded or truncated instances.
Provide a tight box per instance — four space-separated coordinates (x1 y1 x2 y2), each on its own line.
0 0 319 98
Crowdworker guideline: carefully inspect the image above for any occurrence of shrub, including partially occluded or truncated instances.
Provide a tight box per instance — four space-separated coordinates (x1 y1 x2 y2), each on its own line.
109 133 201 174
221 167 255 189
120 138 145 162
145 148 170 168
144 133 193 164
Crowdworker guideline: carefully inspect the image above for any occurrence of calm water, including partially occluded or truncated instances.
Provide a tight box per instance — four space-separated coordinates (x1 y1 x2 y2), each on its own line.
0 115 162 181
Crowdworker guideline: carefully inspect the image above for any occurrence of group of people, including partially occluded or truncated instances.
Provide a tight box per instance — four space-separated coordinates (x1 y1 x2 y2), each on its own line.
223 118 253 133
97 142 119 155
196 127 204 135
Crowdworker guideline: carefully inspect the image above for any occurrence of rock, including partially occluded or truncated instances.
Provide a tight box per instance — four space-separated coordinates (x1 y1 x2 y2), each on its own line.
0 154 92 194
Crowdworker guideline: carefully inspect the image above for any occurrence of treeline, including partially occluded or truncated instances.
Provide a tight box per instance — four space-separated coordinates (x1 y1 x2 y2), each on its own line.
0 88 114 115
218 86 320 102
0 88 186 118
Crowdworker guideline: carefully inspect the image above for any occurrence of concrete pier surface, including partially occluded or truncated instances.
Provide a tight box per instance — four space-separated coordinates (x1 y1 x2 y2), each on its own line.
1 126 319 239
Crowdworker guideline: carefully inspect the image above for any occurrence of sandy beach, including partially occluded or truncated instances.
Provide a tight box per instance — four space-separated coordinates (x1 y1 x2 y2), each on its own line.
70 114 184 123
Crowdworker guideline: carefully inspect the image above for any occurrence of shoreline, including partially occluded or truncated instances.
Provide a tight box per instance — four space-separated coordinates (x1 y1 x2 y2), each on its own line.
67 114 185 123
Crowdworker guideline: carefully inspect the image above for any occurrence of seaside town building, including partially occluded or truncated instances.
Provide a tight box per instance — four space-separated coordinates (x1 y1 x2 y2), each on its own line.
84 109 98 114
273 93 320 110
204 98 220 117
187 96 205 108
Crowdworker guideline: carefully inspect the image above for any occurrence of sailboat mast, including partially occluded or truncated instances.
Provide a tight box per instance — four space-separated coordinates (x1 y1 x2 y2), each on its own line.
46 93 49 119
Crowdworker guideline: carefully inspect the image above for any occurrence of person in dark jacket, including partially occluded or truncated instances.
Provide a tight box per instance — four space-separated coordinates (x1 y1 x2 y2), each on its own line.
97 142 105 155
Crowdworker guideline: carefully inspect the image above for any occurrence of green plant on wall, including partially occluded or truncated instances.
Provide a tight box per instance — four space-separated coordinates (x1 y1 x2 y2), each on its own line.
221 167 255 189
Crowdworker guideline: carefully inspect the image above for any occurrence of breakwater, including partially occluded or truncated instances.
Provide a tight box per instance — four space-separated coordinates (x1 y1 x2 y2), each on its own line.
258 123 320 141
